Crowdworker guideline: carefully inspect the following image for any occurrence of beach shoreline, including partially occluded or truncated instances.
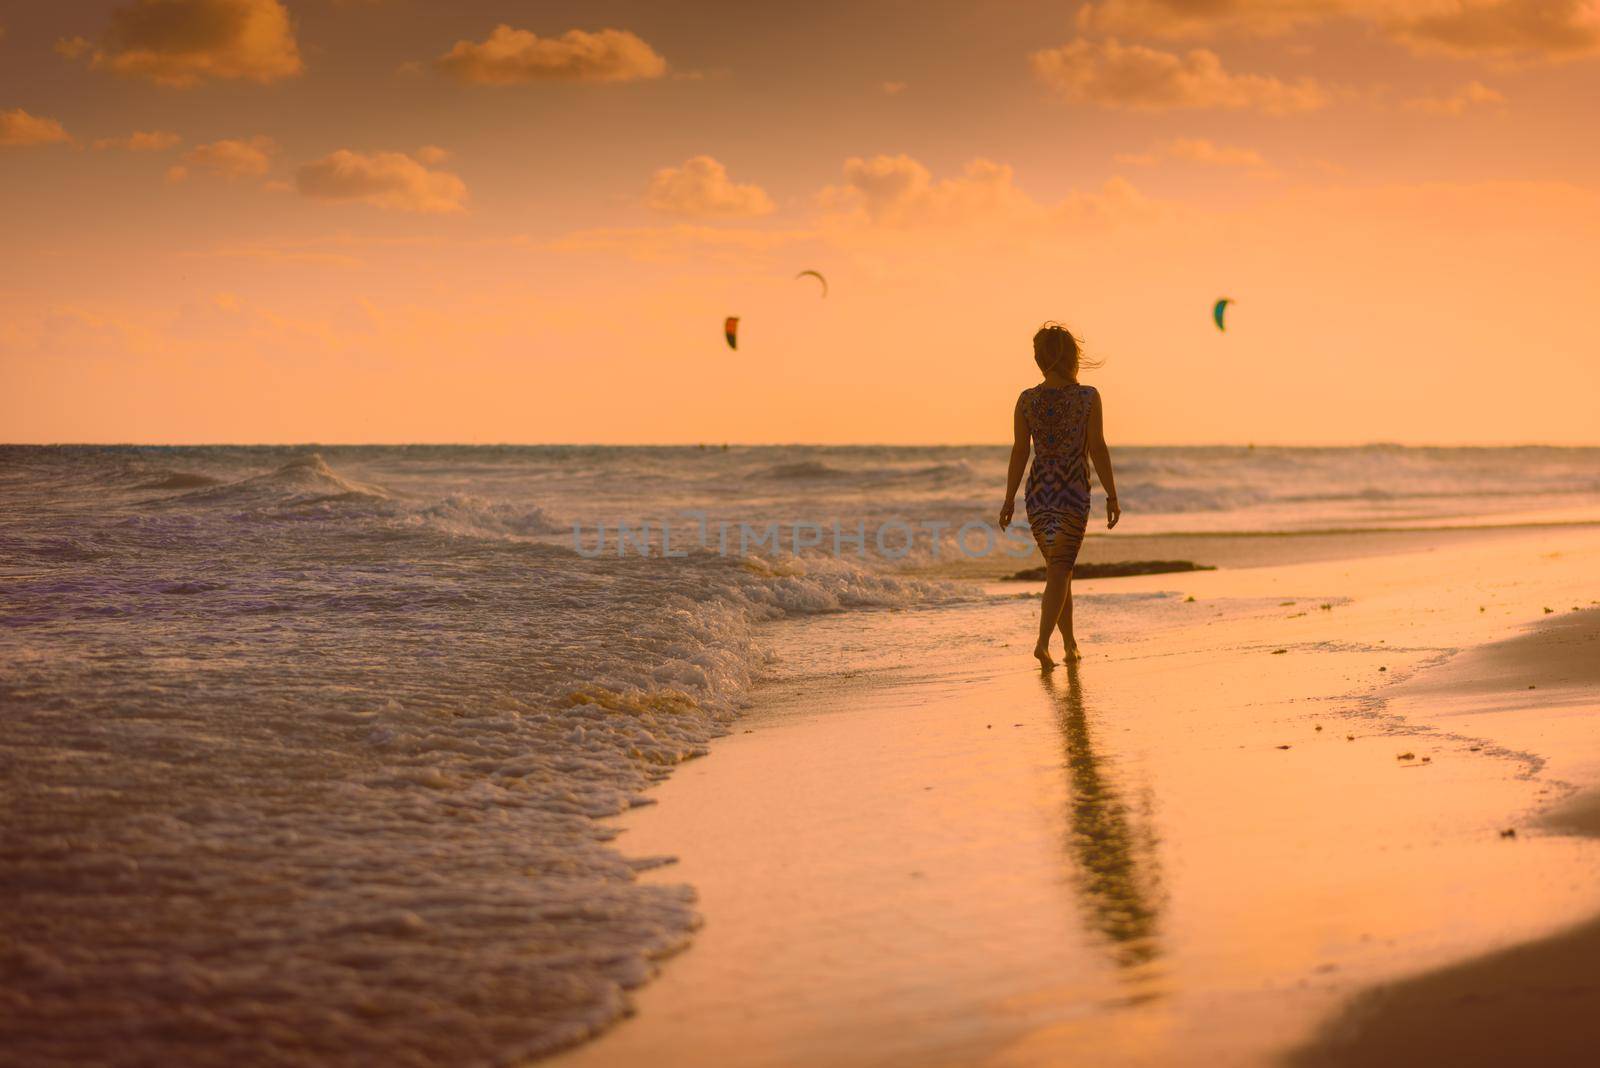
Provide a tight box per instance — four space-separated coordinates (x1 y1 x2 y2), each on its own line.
1286 606 1600 1066
552 524 1600 1067
7 447 1599 1067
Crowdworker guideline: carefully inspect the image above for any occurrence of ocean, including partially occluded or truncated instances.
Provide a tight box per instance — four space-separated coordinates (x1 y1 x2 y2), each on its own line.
3 443 1598 1065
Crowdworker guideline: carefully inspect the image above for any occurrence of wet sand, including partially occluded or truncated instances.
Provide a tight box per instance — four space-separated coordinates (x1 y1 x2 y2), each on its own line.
929 518 1600 581
1286 907 1600 1067
1285 607 1600 1066
553 526 1600 1067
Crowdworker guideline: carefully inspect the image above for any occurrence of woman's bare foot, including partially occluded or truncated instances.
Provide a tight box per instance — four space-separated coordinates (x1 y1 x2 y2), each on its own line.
1065 641 1081 661
1034 641 1055 668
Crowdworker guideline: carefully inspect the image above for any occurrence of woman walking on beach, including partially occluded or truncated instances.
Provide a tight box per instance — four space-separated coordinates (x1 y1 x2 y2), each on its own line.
999 322 1120 667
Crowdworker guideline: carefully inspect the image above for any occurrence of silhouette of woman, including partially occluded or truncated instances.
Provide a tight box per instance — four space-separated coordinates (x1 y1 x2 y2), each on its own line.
999 322 1119 666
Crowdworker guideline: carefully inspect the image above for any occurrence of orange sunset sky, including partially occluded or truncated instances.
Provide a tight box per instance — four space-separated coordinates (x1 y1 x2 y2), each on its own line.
2 0 1598 446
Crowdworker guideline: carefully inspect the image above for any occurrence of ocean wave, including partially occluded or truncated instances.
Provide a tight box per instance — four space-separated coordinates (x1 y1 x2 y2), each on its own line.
884 460 975 484
155 453 390 509
405 494 565 539
0 455 965 1066
7 442 1600 1064
1115 482 1269 513
0 534 106 563
760 458 975 487
762 460 846 480
134 471 224 491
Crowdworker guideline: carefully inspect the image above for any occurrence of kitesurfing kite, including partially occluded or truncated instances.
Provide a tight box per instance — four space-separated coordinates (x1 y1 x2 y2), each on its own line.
724 316 739 350
1213 298 1233 332
795 269 828 297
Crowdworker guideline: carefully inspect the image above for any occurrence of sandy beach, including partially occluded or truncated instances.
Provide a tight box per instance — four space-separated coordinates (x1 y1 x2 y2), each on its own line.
9 2 1600 1060
12 447 1597 1066
555 524 1600 1067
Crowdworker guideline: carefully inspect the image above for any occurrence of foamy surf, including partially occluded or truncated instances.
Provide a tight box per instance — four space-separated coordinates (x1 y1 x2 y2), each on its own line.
0 446 960 1066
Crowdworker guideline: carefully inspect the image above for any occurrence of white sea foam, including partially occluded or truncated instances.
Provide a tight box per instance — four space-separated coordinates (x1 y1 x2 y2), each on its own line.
0 446 960 1065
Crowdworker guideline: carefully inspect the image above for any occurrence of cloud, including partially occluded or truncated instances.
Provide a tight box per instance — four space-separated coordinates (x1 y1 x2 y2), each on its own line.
179 232 462 270
1171 138 1258 167
1076 0 1344 38
415 144 451 165
167 136 275 181
93 129 182 151
882 81 908 95
1032 38 1327 113
0 108 72 147
81 0 303 88
1117 137 1272 170
2 306 140 363
435 25 666 84
182 244 366 269
1054 176 1167 229
644 156 774 218
1388 2 1600 63
1073 1 1600 63
549 225 814 264
817 155 1035 227
815 154 1160 232
295 149 468 213
55 36 92 59
1405 80 1506 114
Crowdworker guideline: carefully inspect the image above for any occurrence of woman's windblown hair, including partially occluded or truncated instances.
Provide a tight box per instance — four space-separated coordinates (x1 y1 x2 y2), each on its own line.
1033 321 1102 376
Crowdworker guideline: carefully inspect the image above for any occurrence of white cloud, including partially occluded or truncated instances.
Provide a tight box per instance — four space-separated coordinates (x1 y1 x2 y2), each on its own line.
817 155 1033 227
415 145 451 165
1117 137 1273 171
0 108 72 147
645 156 774 218
1405 80 1507 113
1171 137 1268 166
816 154 1161 231
295 149 468 213
167 136 275 181
549 225 813 264
184 244 367 269
55 36 92 59
435 25 666 84
93 130 182 151
1388 1 1600 63
1073 1 1600 63
1077 0 1342 38
1032 39 1327 113
79 0 302 88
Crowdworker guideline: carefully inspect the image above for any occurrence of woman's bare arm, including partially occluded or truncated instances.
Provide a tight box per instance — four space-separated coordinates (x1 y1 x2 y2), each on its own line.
999 395 1029 530
1087 391 1120 529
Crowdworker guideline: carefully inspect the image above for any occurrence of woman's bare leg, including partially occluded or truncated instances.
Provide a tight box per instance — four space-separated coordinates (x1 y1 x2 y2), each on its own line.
1055 575 1079 660
1035 559 1072 667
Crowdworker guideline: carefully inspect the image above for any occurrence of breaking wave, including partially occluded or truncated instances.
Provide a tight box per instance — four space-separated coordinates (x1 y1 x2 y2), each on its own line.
0 447 962 1067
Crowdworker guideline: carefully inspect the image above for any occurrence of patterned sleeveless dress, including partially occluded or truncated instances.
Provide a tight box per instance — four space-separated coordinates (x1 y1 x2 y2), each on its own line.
1022 383 1096 566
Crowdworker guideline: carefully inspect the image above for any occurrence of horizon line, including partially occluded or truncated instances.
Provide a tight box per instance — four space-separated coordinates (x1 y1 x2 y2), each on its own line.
5 440 1600 451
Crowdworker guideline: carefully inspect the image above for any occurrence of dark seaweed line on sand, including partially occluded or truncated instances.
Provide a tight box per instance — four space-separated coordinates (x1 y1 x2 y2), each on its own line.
1005 560 1217 581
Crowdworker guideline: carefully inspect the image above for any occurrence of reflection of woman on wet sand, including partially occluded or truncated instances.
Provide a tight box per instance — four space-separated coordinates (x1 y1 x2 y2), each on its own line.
1041 664 1162 971
998 323 1120 667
